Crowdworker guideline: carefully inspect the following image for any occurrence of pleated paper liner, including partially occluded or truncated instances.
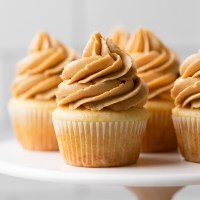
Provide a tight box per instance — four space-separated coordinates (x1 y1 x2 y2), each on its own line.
8 98 58 151
142 100 177 152
172 107 200 163
52 107 149 167
53 120 147 167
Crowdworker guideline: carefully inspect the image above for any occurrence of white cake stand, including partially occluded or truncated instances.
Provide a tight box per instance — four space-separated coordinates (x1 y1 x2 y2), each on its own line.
0 139 200 200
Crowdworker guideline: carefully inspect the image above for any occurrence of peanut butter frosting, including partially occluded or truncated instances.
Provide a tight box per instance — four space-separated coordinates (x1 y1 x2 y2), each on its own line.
12 31 77 100
111 27 179 101
171 51 200 108
56 32 148 111
110 27 130 51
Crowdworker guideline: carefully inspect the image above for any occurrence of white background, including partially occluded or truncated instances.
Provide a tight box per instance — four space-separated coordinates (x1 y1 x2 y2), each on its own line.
0 0 200 199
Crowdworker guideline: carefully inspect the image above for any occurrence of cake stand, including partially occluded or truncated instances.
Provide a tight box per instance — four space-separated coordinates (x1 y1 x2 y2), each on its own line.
0 139 200 200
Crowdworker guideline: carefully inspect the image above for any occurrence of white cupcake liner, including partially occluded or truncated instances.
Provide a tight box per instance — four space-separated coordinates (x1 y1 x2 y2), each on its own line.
52 119 147 167
8 103 58 150
172 115 200 162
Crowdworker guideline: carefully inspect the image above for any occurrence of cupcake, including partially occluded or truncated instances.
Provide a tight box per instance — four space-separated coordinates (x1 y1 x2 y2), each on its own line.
52 32 149 167
172 51 200 163
111 27 180 152
8 31 77 150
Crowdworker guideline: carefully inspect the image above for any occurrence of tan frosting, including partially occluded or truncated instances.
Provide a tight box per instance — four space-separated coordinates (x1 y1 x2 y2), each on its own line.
56 32 148 111
111 27 179 101
110 27 130 50
171 51 200 108
12 31 77 100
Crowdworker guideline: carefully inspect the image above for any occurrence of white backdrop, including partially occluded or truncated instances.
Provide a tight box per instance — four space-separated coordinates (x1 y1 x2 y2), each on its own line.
0 0 199 48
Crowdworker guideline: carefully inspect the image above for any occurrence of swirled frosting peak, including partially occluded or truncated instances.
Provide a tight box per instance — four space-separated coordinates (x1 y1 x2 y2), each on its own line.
12 31 77 100
56 32 148 111
171 51 200 108
110 27 130 51
111 27 179 101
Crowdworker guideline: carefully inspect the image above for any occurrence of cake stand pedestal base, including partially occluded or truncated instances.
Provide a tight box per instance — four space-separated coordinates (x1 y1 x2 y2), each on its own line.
128 186 183 200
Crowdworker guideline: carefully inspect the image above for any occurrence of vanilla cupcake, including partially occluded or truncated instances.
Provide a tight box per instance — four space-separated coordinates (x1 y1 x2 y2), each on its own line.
172 51 200 163
52 32 149 167
8 31 77 150
111 27 179 152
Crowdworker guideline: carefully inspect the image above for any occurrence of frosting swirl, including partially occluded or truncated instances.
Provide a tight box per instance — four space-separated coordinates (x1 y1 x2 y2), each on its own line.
12 31 77 100
171 51 200 108
111 27 179 101
110 27 130 51
56 32 148 111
